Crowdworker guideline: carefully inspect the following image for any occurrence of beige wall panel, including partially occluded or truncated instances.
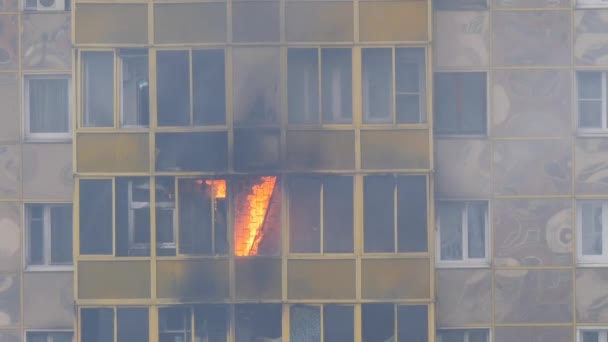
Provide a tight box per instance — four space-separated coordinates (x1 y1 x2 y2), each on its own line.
493 139 571 196
285 2 353 42
23 143 72 200
493 0 570 7
493 199 572 267
575 138 608 194
22 13 71 70
576 268 608 323
77 133 149 173
287 259 355 300
494 327 572 342
0 15 18 70
233 2 279 42
78 260 150 299
492 69 571 138
0 273 20 327
360 129 429 170
575 10 608 66
154 3 227 44
436 269 491 327
359 1 428 42
0 74 19 144
0 203 20 273
361 258 429 300
0 0 17 12
23 272 73 329
435 139 491 198
0 145 20 198
495 269 572 324
75 4 148 45
235 258 282 300
156 259 229 300
434 11 489 68
0 331 20 342
286 130 355 170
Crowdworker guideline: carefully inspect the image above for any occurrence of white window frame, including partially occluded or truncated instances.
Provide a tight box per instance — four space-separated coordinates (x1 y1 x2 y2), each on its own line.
25 330 74 342
577 200 608 265
24 75 72 141
577 71 608 133
577 0 608 8
437 328 491 342
436 200 490 268
25 203 73 271
578 327 608 342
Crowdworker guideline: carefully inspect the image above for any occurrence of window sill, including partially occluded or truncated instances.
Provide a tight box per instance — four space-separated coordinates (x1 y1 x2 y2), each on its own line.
436 261 490 269
25 265 73 272
24 136 72 144
577 131 608 137
577 261 608 267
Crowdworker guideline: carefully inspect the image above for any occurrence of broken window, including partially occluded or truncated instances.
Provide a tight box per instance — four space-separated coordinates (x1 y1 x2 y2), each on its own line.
82 52 114 127
364 175 428 253
437 329 490 342
116 307 149 342
26 204 72 267
577 200 608 263
362 304 428 342
115 178 150 257
290 304 353 342
79 179 113 255
288 48 352 124
436 200 488 265
155 132 228 172
289 176 353 253
25 75 70 140
26 331 73 342
81 308 114 342
362 47 426 124
120 49 149 128
81 307 148 342
235 304 282 342
434 72 487 135
233 176 281 256
157 49 226 126
159 305 229 342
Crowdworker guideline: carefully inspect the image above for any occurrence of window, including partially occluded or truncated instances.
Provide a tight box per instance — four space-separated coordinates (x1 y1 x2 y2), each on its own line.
288 48 352 124
157 49 226 126
81 307 148 342
290 305 354 342
577 201 608 263
362 304 428 342
434 72 487 135
363 175 428 253
434 0 487 10
289 176 353 253
25 76 70 140
82 50 149 128
362 47 426 124
26 331 73 342
159 305 228 342
436 201 489 265
26 204 72 268
577 0 608 8
577 71 608 131
236 304 282 342
437 329 490 342
579 329 608 342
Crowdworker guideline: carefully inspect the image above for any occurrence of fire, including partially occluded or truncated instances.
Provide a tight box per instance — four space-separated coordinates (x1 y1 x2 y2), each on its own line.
205 179 226 199
234 176 277 256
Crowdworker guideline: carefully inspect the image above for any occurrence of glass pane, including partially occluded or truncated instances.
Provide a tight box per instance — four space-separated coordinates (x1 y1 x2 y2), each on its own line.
29 78 69 133
579 100 602 128
115 178 150 257
323 176 354 253
26 332 48 342
468 330 489 342
322 48 352 124
81 308 114 342
582 202 603 255
467 201 487 259
178 179 217 255
396 48 424 94
582 331 599 342
397 94 421 124
364 176 395 253
397 176 428 253
79 180 113 255
290 305 320 342
195 305 228 342
578 72 602 99
117 308 149 342
438 202 463 260
28 205 44 265
362 304 394 342
50 205 73 264
157 50 190 126
235 304 282 342
362 48 393 124
397 305 428 342
156 177 176 256
83 52 114 127
439 330 465 342
324 305 354 342
289 177 321 253
120 50 149 128
288 48 319 124
193 49 226 125
159 307 191 342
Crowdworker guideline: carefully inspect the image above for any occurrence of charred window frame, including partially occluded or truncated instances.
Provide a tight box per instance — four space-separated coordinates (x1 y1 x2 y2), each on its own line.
80 307 149 342
287 47 352 125
436 200 489 266
437 329 490 342
288 175 354 254
25 203 73 269
26 331 74 342
24 74 71 141
158 305 229 342
362 47 426 124
362 304 429 342
156 49 226 127
577 200 608 264
290 304 354 342
363 175 428 254
80 49 149 129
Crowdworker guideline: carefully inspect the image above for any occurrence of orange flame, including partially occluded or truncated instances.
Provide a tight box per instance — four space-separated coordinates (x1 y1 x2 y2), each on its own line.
234 176 277 256
205 179 226 199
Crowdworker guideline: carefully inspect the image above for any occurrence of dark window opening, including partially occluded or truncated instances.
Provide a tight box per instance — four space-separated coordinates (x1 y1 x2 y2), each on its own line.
235 304 282 342
79 180 112 255
434 72 486 135
157 50 190 126
115 177 150 257
155 132 228 172
81 308 114 342
117 307 149 342
193 50 226 125
362 303 394 342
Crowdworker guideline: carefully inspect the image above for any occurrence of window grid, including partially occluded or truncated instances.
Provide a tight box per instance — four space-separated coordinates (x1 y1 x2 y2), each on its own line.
577 200 608 263
579 329 608 342
26 204 72 268
578 71 608 132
